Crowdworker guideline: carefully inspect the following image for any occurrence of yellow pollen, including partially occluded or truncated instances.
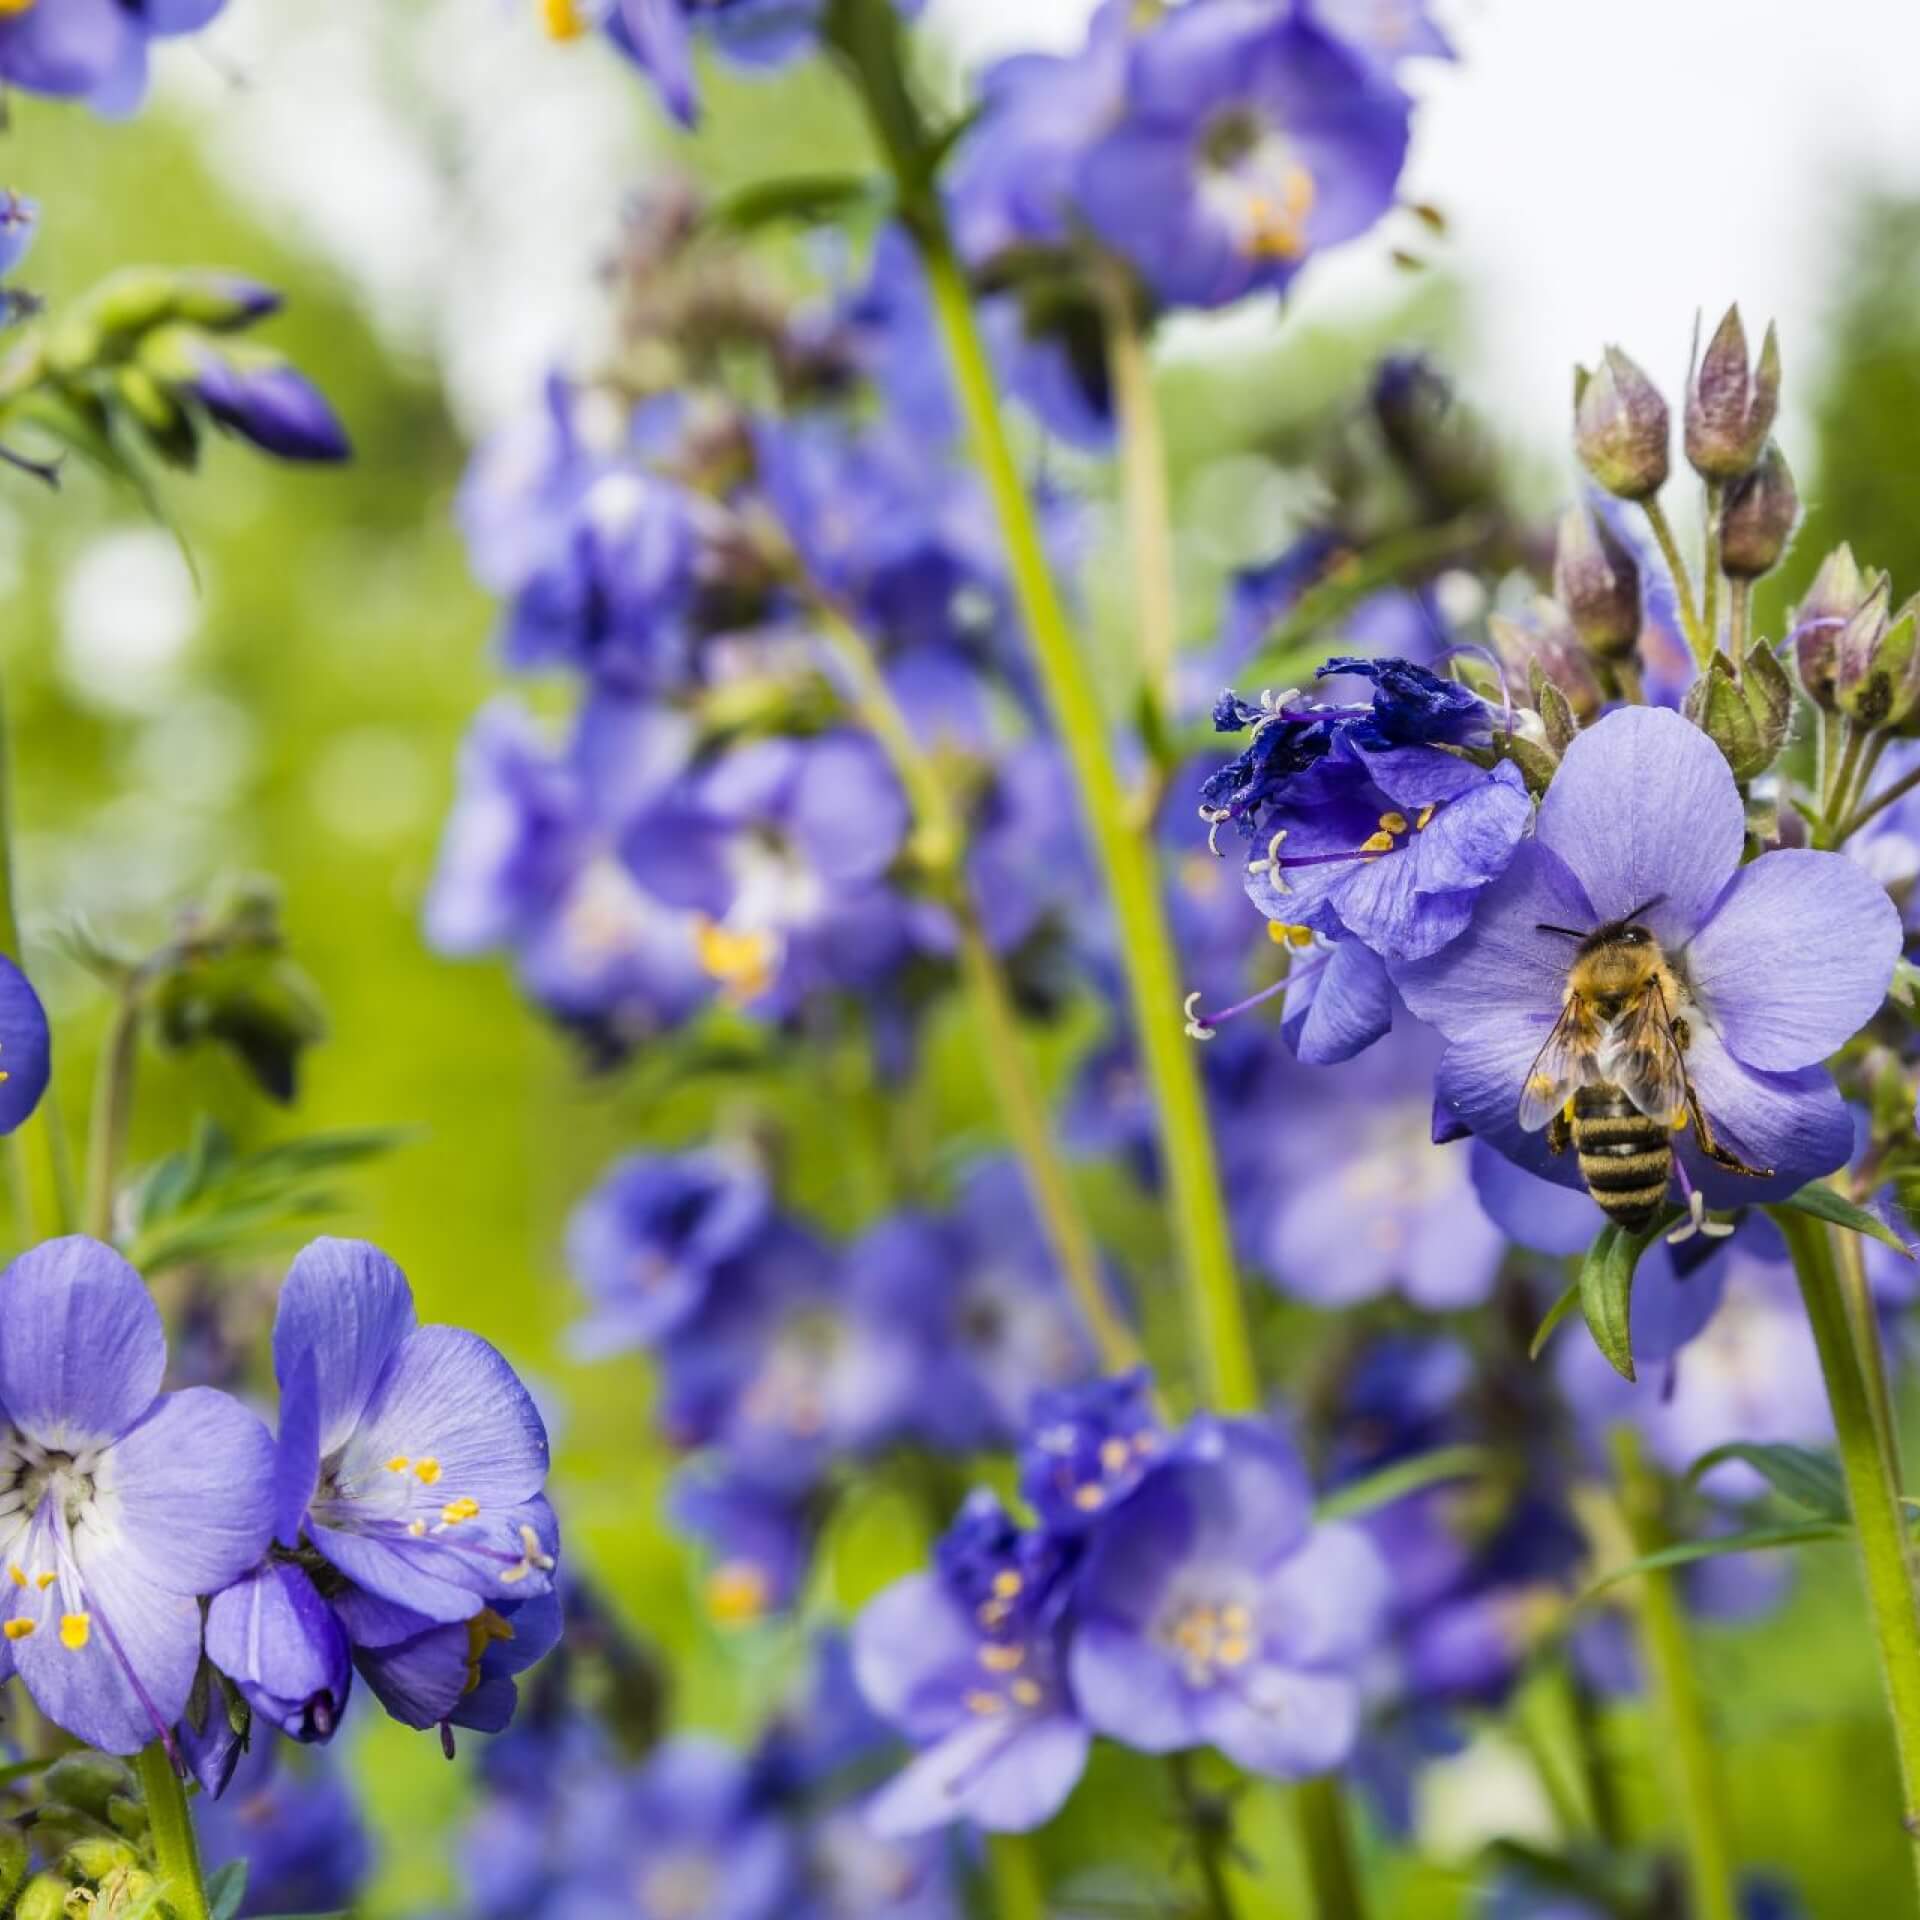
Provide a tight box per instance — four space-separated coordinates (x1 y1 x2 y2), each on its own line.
991 1570 1023 1600
979 1642 1025 1673
413 1458 442 1486
385 1456 411 1473
2 1619 31 1641
1217 1636 1253 1667
1221 1604 1252 1635
462 1608 514 1694
408 1519 428 1538
1358 831 1395 855
1415 804 1436 830
1562 1096 1577 1124
1268 921 1315 948
0 1071 10 1086
977 1599 1009 1631
1073 1484 1106 1512
537 0 588 37
1099 1437 1133 1473
1524 1074 1556 1100
1009 1678 1044 1708
0 1 39 17
1243 166 1316 259
441 1496 481 1525
1377 811 1409 835
965 1689 1006 1717
706 1562 771 1628
5 1567 24 1590
59 1613 90 1651
694 919 776 1002
34 1572 52 1591
1671 1108 1689 1130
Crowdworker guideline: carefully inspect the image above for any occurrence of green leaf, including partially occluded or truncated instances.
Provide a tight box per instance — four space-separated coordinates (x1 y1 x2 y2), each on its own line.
1686 1442 1849 1520
1579 1519 1847 1601
207 1862 249 1920
1577 1216 1675 1381
705 173 884 235
1316 1445 1496 1522
1777 1183 1914 1256
1529 1276 1581 1361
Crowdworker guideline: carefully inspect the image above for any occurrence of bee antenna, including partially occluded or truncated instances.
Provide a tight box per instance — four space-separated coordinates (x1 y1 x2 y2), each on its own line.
1535 923 1585 940
1623 893 1667 925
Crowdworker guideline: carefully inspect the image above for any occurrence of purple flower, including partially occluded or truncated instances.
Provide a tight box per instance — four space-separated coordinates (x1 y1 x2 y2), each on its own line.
195 1736 373 1920
0 0 227 115
1019 1371 1165 1535
1068 1418 1387 1778
0 1237 273 1754
1397 705 1902 1207
854 1493 1090 1835
270 1237 556 1623
183 348 350 463
1303 0 1452 73
205 1561 352 1743
669 1463 816 1624
1078 4 1410 310
567 1148 771 1355
0 953 50 1136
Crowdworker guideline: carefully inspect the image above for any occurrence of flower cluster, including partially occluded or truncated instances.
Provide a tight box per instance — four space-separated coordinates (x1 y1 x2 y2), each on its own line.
0 0 229 115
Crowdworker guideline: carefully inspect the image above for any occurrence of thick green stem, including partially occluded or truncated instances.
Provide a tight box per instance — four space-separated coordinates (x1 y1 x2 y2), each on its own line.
985 1834 1047 1920
1293 1776 1366 1920
1826 725 1868 834
1608 1426 1741 1920
1641 496 1709 668
1101 270 1179 735
83 987 142 1241
1728 577 1752 668
1774 1205 1920 1892
1168 1755 1240 1920
136 1741 210 1920
810 596 1138 1374
1834 1193 1905 1484
914 232 1257 1414
0 671 73 1241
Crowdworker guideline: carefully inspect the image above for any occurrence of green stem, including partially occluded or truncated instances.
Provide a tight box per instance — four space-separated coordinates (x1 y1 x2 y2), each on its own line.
1641 496 1709 668
0 670 73 1241
1826 725 1867 834
1101 269 1179 736
1567 1665 1624 1848
1168 1755 1240 1920
83 985 142 1242
810 596 1139 1375
1837 757 1920 845
1773 1204 1920 1893
914 229 1257 1414
1728 577 1752 668
1294 1776 1366 1920
1608 1426 1741 1920
136 1741 209 1920
1701 480 1724 657
985 1834 1048 1920
1834 1191 1905 1484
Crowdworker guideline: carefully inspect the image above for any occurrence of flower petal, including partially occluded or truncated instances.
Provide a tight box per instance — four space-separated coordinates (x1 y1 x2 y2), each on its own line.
1283 940 1393 1064
99 1388 275 1595
1257 1523 1389 1666
1069 1613 1199 1752
1194 1666 1363 1779
0 1237 163 1450
307 1522 483 1625
1686 850 1900 1070
1469 1139 1605 1254
272 1239 417 1458
1534 706 1744 944
852 1574 980 1743
0 955 50 1136
272 1346 321 1548
1678 1022 1855 1207
867 1712 1090 1837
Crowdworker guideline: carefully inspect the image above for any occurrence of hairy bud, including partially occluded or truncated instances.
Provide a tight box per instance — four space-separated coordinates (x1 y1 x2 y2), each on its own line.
1836 579 1920 732
1686 305 1780 482
15 1874 70 1920
1719 442 1799 580
42 1754 135 1823
1685 649 1792 781
1790 544 1875 711
1553 507 1642 659
1489 601 1607 726
1574 347 1669 499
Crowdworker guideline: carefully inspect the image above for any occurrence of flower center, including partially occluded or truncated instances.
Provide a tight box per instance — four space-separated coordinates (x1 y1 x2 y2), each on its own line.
1200 111 1317 261
1157 1590 1259 1686
638 1853 720 1920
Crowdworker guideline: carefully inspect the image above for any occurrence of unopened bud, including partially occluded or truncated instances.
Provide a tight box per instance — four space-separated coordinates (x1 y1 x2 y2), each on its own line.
61 1841 137 1888
112 365 197 469
103 1798 146 1842
1684 652 1788 781
169 272 282 331
43 1754 135 1822
1574 347 1669 499
1553 507 1641 658
16 1873 71 1920
1686 305 1780 481
1837 585 1920 732
1719 441 1798 580
1790 544 1874 711
1489 602 1607 726
0 1828 28 1910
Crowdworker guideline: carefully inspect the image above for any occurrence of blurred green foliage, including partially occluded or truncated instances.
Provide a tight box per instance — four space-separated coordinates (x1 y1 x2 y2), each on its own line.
1 39 1917 1920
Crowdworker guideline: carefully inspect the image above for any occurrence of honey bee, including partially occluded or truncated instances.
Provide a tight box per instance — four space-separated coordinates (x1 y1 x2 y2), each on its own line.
1517 897 1771 1232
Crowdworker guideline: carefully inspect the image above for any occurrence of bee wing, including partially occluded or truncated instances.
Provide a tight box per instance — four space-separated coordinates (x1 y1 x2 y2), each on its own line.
1516 997 1602 1132
1602 985 1690 1125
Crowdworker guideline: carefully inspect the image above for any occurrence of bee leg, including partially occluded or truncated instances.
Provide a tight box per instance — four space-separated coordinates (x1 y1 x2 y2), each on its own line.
1546 1112 1572 1158
1672 1014 1692 1052
1686 1084 1774 1179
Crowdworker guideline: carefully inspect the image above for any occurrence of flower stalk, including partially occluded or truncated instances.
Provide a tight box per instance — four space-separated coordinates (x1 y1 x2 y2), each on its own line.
135 1742 210 1920
1293 1775 1367 1920
1641 495 1710 668
84 981 144 1242
1773 1204 1920 1898
1169 1754 1242 1920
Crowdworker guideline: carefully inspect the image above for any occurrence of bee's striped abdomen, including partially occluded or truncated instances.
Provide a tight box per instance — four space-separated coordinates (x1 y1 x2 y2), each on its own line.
1571 1083 1670 1232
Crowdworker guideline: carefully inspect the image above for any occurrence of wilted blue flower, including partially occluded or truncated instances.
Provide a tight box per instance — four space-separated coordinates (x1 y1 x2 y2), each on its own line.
1069 1418 1387 1778
1078 3 1410 310
567 1147 771 1355
0 0 228 115
854 1491 1090 1834
1397 705 1902 1207
195 1735 374 1920
271 1237 556 1623
0 1236 273 1754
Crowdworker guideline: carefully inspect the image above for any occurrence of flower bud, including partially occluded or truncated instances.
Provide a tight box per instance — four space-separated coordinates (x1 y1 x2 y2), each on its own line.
1790 543 1874 711
1553 507 1642 658
1719 441 1798 580
1837 583 1920 731
43 1755 135 1821
0 1829 27 1912
61 1841 138 1888
1685 305 1780 481
112 364 198 469
141 326 349 464
1574 347 1669 499
169 272 282 331
1489 602 1606 726
16 1874 70 1920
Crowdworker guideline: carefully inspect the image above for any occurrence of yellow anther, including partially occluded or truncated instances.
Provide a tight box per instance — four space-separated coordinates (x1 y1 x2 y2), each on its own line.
980 1642 1025 1674
706 1561 770 1628
34 1573 53 1591
6 1566 24 1590
1377 812 1409 835
694 920 776 1002
1243 166 1316 259
1010 1678 1044 1708
441 1496 481 1526
991 1570 1023 1600
0 1072 10 1086
462 1608 514 1693
1358 831 1395 855
407 1519 428 1539
1221 1604 1252 1635
2 1618 31 1641
1217 1636 1253 1667
1268 921 1315 948
0 1 39 17
384 1456 411 1473
59 1613 90 1651
1671 1108 1689 1131
1073 1484 1106 1513
965 1690 1006 1717
1415 804 1436 830
538 0 588 37
1099 1437 1133 1473
413 1458 442 1486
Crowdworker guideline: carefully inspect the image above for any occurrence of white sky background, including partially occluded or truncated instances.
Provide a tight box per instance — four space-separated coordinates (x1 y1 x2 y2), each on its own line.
165 0 1920 470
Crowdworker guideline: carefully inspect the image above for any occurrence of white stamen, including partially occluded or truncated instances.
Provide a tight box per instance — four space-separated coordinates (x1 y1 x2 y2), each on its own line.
1183 991 1216 1042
